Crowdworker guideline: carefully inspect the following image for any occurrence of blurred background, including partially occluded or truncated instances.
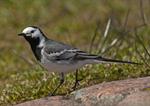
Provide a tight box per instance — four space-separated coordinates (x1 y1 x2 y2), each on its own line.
0 0 149 105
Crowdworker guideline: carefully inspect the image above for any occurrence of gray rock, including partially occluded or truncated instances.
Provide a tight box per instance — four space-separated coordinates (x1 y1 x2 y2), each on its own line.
16 77 150 106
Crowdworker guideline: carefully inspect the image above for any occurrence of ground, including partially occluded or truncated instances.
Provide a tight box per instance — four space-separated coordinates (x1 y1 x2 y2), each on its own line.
16 77 150 106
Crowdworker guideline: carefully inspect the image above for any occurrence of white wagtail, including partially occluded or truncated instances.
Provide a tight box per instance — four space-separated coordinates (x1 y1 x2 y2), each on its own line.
18 26 139 95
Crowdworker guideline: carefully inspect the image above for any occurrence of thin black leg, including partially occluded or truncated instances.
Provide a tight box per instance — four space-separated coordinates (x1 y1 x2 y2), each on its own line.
72 70 80 90
50 72 64 96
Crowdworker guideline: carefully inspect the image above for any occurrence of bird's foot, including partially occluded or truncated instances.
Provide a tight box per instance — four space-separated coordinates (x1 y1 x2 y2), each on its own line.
48 92 55 97
71 79 82 91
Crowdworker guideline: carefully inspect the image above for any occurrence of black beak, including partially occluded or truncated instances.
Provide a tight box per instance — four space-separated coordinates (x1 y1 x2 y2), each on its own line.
18 33 25 36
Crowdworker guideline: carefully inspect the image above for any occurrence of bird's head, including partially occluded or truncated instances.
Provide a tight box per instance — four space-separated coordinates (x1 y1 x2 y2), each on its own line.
18 26 47 47
18 26 43 38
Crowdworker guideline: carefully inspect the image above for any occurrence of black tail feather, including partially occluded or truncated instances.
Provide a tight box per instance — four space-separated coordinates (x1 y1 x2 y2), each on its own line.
99 56 141 65
76 52 141 65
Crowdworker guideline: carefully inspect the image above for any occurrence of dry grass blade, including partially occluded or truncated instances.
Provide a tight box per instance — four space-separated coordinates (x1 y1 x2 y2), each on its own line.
98 8 132 55
100 38 119 55
104 18 111 38
97 18 111 54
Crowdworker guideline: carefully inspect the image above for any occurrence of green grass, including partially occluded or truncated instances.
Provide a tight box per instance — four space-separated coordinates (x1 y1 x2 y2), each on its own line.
0 0 150 105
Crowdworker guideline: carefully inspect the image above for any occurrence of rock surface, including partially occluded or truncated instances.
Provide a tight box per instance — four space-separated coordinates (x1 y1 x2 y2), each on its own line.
16 77 150 106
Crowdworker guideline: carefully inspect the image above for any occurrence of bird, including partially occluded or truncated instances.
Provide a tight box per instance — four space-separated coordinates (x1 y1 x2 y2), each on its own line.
18 26 139 96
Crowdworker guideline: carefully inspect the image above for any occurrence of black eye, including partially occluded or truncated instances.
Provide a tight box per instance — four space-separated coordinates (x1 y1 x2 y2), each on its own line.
31 30 35 33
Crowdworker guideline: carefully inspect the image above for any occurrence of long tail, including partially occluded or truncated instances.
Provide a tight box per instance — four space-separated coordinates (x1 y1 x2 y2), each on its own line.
98 56 140 65
76 52 141 65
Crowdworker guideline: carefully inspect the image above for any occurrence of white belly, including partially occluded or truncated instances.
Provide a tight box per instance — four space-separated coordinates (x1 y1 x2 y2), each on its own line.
40 53 92 73
41 60 86 73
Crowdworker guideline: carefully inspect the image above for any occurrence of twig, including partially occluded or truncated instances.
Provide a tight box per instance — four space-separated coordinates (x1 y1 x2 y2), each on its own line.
12 50 35 66
123 8 130 29
134 28 150 58
139 0 147 26
89 21 100 53
65 31 74 47
135 44 150 68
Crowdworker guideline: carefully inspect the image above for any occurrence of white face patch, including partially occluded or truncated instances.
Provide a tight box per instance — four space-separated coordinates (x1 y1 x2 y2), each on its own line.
21 26 46 47
22 27 35 36
22 27 41 38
